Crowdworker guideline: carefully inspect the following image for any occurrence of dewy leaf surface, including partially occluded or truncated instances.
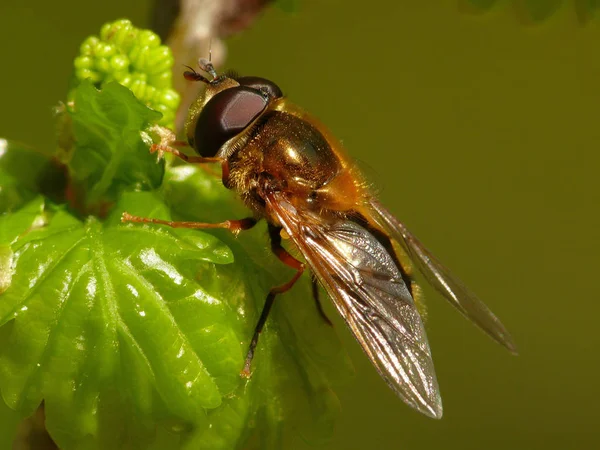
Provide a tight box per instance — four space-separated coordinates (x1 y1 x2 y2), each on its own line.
0 196 46 294
0 192 247 449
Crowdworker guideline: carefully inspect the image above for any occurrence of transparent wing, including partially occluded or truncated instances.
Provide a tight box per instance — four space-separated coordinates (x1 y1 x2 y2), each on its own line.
369 199 517 354
266 192 443 418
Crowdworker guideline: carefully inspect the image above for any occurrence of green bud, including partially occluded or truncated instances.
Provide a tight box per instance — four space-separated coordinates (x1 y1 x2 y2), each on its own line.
128 45 150 71
110 54 129 72
143 85 158 103
100 19 132 41
129 78 147 100
80 36 100 56
149 71 172 90
74 55 94 70
111 70 129 83
119 75 132 87
96 43 116 58
131 72 148 83
112 18 133 28
76 69 101 84
73 19 179 126
94 57 111 73
99 22 114 41
156 89 180 110
137 30 161 48
111 27 138 53
147 47 174 74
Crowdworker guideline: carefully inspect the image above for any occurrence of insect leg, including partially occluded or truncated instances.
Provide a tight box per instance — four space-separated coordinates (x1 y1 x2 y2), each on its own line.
147 124 221 164
311 273 333 326
150 143 227 182
241 225 305 377
149 142 221 164
121 213 257 236
147 125 231 185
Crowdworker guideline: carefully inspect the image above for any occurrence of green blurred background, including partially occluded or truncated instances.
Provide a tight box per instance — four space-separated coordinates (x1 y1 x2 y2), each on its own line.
1 0 598 449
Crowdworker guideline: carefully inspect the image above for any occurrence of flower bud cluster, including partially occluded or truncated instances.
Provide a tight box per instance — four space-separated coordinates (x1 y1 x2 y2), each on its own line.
73 19 179 127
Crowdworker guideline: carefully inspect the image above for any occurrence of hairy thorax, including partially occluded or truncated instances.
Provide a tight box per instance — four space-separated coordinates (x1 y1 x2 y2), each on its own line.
226 110 366 221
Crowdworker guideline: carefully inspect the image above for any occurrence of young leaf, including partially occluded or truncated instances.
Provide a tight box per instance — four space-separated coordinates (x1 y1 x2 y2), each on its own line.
66 80 164 212
0 393 20 449
0 139 66 214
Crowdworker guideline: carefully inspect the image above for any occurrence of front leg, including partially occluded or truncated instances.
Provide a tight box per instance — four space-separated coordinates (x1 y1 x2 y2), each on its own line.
147 124 230 185
121 213 258 236
148 124 220 164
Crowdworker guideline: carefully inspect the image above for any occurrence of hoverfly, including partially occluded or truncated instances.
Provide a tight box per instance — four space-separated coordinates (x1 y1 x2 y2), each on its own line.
122 58 517 419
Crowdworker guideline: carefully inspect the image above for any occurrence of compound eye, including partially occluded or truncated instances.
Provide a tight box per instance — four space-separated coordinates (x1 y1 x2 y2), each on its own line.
193 86 268 157
237 76 283 99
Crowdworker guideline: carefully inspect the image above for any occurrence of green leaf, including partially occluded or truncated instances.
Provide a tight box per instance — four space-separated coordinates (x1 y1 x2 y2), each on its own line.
0 197 46 294
0 384 21 449
67 80 164 211
0 196 46 246
0 140 67 214
0 192 248 449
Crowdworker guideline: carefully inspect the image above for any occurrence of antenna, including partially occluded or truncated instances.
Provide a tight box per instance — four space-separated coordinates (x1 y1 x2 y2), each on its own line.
184 40 219 83
199 58 217 80
198 38 218 80
183 65 210 83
